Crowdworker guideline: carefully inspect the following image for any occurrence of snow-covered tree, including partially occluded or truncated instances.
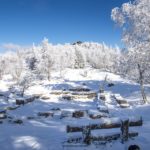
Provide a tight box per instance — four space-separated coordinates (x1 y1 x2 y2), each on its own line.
26 56 38 71
0 38 121 84
39 38 53 80
12 51 23 81
111 0 150 103
0 57 5 79
18 49 39 96
19 72 33 97
74 47 85 69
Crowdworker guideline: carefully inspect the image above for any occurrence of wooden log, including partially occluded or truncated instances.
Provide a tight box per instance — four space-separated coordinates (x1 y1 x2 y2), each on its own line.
50 90 64 95
50 89 96 99
87 94 97 99
67 125 83 133
16 97 35 105
25 97 35 103
63 91 70 94
67 118 142 133
91 132 138 142
40 95 51 100
27 116 35 120
67 136 83 143
7 116 13 119
99 110 109 114
90 122 121 130
71 92 96 96
13 119 23 124
72 111 84 118
67 122 121 133
38 112 54 117
33 94 42 98
129 117 143 126
89 114 108 119
62 95 73 101
51 107 61 111
72 92 97 99
34 95 41 99
66 132 138 144
128 132 138 137
8 119 23 124
16 99 25 105
91 133 120 142
69 88 90 92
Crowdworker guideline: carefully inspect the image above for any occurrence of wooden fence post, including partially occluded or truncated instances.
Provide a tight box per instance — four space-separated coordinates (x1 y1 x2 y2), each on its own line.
82 126 91 145
121 119 129 143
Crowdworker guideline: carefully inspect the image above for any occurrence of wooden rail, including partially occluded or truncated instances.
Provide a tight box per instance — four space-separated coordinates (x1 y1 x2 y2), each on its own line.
65 117 142 145
67 117 142 133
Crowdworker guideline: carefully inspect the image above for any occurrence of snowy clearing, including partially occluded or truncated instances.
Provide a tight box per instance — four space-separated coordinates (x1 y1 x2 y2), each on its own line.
0 68 150 150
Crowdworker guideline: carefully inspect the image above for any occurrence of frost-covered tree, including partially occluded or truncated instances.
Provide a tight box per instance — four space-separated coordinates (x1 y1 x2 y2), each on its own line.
12 51 23 81
26 56 37 71
19 72 33 97
74 47 85 69
84 42 120 71
0 57 5 79
111 0 150 103
18 49 39 96
0 51 23 81
0 38 121 83
39 38 53 80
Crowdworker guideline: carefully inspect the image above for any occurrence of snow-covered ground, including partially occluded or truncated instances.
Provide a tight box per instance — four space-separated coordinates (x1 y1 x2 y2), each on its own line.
0 68 150 150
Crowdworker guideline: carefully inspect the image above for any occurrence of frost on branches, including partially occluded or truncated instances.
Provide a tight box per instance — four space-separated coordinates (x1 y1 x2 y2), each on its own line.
111 0 150 103
0 38 122 98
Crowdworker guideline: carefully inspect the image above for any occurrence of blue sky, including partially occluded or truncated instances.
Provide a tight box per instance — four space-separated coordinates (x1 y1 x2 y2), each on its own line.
0 0 130 51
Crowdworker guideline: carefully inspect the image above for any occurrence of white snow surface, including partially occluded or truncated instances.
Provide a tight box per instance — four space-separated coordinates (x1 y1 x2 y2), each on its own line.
0 68 150 150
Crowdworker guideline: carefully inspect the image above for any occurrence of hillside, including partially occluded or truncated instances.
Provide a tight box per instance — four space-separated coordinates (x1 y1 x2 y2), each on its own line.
0 68 150 150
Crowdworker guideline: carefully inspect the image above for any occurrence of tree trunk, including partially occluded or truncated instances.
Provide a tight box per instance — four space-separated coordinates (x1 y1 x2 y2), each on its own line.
21 87 25 97
138 64 147 103
48 71 51 81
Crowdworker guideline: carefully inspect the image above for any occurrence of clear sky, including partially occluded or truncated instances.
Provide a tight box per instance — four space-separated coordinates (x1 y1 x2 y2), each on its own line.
0 0 130 51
